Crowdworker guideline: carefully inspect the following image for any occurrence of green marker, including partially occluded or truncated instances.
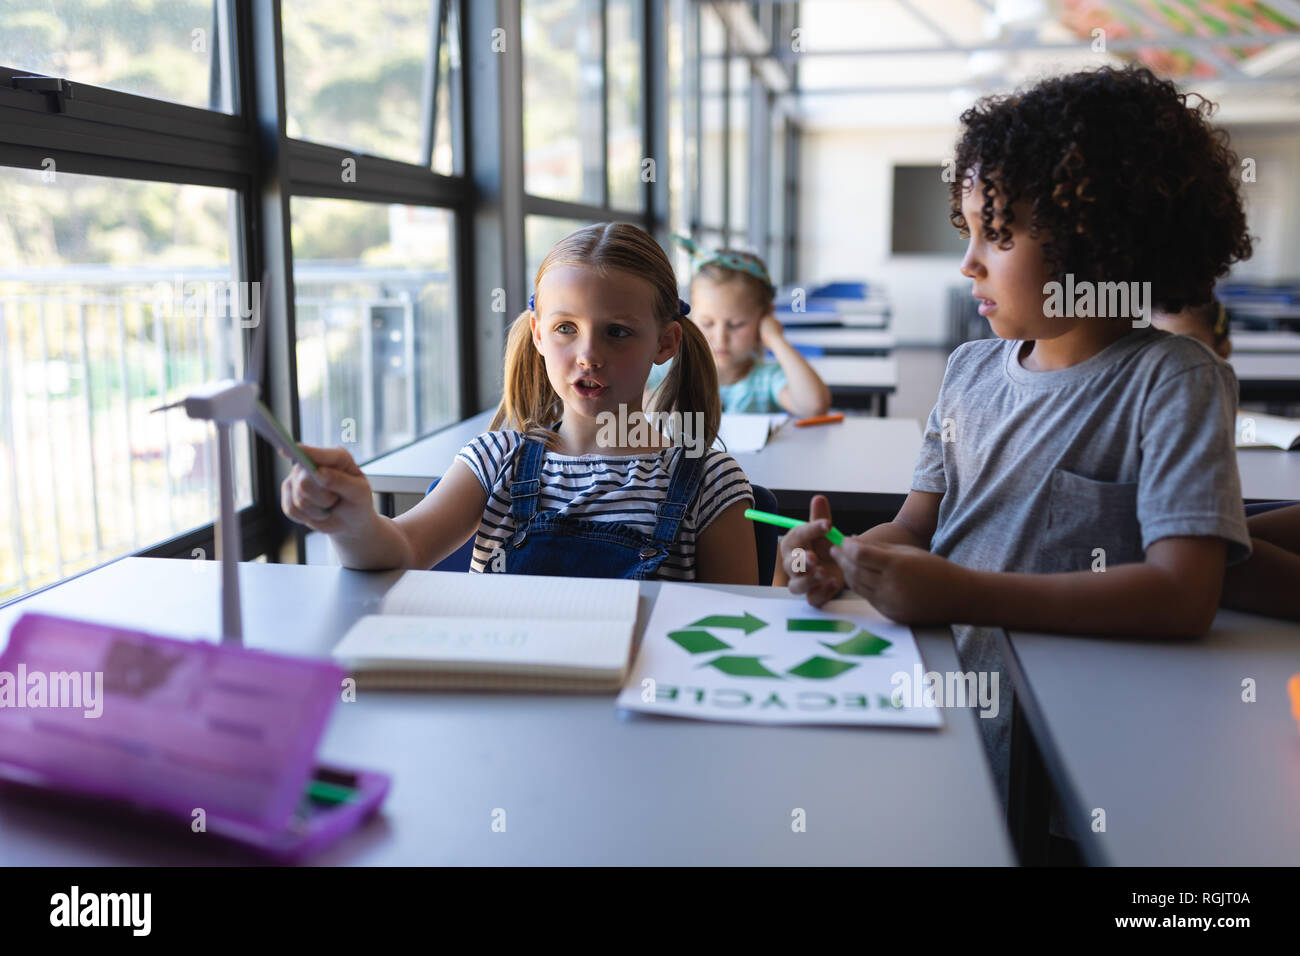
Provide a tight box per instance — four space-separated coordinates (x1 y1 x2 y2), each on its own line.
744 508 845 546
253 398 318 473
305 779 357 805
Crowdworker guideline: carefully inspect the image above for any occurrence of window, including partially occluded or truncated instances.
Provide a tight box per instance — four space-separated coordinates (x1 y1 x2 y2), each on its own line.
282 0 442 166
728 56 750 238
605 0 644 212
0 0 236 112
523 0 605 204
2 0 473 603
0 167 247 601
698 5 726 229
290 198 458 462
525 215 594 289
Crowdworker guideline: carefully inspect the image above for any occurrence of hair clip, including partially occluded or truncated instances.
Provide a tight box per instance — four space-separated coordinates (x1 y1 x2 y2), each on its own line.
671 234 775 292
528 293 535 311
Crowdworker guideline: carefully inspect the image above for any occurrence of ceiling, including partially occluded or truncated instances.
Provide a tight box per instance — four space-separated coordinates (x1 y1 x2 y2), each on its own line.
778 0 1300 128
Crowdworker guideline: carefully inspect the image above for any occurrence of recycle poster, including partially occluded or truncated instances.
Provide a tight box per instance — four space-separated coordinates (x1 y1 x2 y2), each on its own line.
618 583 942 727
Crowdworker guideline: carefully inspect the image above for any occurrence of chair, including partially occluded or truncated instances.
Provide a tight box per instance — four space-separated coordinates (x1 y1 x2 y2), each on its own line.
425 477 781 584
750 484 780 586
1244 500 1297 517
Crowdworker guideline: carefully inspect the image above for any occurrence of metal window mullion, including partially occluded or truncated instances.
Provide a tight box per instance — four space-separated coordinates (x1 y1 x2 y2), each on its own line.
152 302 175 534
448 0 466 178
115 300 139 548
76 302 102 558
403 297 416 443
0 302 28 595
690 0 702 237
600 0 611 210
421 0 448 169
36 300 65 578
721 24 731 246
748 71 766 252
361 304 375 457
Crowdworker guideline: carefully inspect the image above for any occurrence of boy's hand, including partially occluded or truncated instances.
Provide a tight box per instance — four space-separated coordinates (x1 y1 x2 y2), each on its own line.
829 539 971 625
780 494 844 607
759 313 785 349
279 444 377 538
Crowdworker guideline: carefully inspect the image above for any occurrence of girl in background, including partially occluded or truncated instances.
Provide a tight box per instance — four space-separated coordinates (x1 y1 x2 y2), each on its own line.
647 239 830 417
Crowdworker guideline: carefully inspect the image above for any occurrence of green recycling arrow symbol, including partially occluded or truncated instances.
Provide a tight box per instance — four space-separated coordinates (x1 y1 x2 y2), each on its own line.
690 612 767 635
787 656 859 679
787 618 856 633
668 629 732 654
703 655 784 678
821 629 892 656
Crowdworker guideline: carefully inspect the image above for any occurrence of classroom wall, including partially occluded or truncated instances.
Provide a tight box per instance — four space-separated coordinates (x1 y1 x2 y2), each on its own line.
797 126 963 346
797 124 1300 347
1222 125 1300 283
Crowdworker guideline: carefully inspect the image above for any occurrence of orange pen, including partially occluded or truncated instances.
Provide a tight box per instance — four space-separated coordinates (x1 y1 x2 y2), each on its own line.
794 413 845 427
1288 674 1300 734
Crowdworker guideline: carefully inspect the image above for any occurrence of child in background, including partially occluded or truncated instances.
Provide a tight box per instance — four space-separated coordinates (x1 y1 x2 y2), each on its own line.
647 240 830 417
1222 504 1300 621
780 67 1254 810
1153 297 1300 620
281 222 758 584
1152 298 1232 359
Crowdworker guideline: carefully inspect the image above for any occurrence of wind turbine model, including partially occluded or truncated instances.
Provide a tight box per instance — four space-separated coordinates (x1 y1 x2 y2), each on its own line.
153 274 316 643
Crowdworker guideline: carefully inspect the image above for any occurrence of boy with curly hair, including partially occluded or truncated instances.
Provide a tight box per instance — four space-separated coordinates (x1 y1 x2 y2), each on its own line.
780 67 1255 811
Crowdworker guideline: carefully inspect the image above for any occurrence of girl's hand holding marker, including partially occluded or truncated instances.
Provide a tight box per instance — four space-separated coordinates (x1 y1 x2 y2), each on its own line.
279 444 377 539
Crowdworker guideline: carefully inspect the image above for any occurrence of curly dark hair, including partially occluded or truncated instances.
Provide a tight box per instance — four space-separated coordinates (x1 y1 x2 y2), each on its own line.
948 66 1253 313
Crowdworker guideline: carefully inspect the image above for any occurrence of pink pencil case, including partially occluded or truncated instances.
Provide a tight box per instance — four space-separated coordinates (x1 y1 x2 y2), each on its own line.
0 612 389 862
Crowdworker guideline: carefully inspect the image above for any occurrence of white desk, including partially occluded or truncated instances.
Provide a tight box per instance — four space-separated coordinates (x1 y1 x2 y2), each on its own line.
779 308 891 330
808 356 898 415
1237 448 1300 501
1230 352 1300 404
1231 330 1300 353
361 411 922 518
0 558 1014 866
1003 608 1300 865
782 328 896 355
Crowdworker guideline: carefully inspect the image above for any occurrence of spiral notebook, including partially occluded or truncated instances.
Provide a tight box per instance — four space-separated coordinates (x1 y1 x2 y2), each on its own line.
332 571 640 692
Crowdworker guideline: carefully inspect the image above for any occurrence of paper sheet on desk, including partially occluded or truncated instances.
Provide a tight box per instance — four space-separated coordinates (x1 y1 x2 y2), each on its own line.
618 583 942 727
1236 411 1300 450
714 413 786 453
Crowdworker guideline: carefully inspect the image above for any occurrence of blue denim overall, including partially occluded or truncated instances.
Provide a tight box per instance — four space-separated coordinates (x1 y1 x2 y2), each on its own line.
496 434 705 579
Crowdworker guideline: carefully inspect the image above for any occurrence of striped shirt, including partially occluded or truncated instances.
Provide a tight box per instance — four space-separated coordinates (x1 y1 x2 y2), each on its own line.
456 430 754 580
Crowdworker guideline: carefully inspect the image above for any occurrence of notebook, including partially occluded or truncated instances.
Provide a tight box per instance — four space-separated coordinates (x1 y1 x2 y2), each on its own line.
715 413 786 453
331 571 641 692
1236 411 1300 450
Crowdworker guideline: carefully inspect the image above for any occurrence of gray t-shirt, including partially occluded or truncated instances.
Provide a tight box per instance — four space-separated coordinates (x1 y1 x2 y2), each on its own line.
911 327 1251 816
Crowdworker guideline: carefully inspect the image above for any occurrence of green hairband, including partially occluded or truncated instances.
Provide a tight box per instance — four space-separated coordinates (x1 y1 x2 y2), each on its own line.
673 234 775 292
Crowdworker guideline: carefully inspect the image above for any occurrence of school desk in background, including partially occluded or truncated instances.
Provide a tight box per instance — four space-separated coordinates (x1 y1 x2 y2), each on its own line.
0 613 389 861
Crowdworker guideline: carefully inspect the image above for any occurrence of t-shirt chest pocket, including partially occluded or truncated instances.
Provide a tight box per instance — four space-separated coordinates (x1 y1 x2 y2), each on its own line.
1045 468 1144 573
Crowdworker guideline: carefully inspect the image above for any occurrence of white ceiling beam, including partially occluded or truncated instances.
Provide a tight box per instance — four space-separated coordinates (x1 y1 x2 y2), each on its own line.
727 30 1300 57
